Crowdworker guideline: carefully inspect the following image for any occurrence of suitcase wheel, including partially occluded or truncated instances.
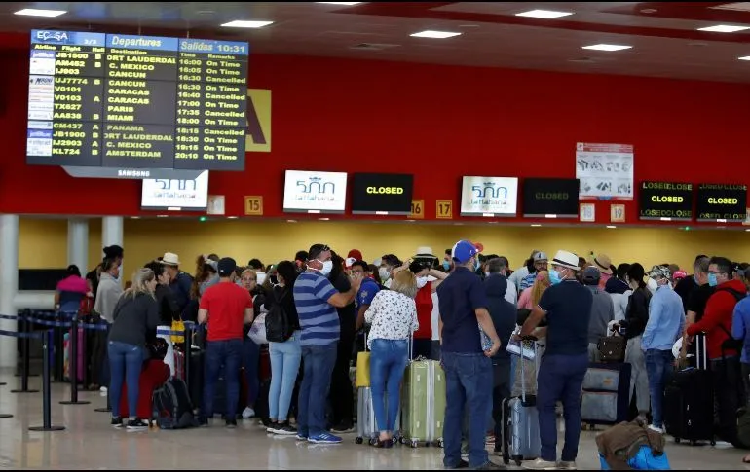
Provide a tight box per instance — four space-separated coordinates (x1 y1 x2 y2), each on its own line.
355 437 363 444
710 440 716 447
437 439 444 449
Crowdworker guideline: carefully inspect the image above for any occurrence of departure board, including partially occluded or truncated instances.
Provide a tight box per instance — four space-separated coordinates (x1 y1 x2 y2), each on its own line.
26 30 248 171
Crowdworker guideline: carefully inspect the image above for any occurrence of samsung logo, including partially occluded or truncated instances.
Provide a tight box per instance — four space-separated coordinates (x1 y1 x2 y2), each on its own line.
35 31 69 42
118 169 151 177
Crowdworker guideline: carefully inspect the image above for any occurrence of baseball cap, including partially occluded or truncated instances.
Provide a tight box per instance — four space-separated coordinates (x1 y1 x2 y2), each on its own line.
218 257 238 277
582 266 601 285
649 265 671 280
347 249 363 261
533 252 548 262
451 240 483 264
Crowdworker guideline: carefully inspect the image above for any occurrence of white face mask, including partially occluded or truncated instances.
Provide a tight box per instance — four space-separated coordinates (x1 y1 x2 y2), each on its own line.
416 276 429 289
317 260 333 276
484 272 491 278
647 277 658 292
379 268 391 281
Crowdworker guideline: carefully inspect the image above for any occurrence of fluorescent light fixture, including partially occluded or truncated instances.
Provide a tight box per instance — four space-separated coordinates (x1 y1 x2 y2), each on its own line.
745 229 750 232
740 55 750 60
544 214 558 219
319 217 330 221
531 224 543 227
317 2 362 5
286 219 297 223
375 211 389 215
167 206 181 211
15 8 66 17
221 20 274 28
405 219 415 223
157 214 169 218
718 218 728 223
482 213 495 217
697 24 750 33
307 209 321 214
606 225 617 229
130 216 140 219
582 44 632 52
516 9 573 19
227 216 238 219
659 217 672 222
410 30 462 39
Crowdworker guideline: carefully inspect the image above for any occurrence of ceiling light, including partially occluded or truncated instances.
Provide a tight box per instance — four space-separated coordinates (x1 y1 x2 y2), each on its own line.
130 216 140 220
227 216 238 219
286 219 297 223
582 44 632 52
531 224 542 227
15 8 66 17
740 55 750 60
515 9 573 19
319 217 330 221
745 229 750 232
221 20 274 28
606 225 617 229
317 2 362 5
410 30 462 39
697 24 750 33
157 215 169 218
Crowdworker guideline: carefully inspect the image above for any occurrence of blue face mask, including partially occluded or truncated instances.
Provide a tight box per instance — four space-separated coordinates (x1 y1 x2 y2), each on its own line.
708 273 719 287
474 258 481 272
549 270 562 285
442 261 451 271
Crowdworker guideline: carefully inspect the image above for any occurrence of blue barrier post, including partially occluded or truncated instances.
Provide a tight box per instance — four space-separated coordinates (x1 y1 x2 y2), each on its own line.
59 313 89 406
29 330 65 432
11 312 38 393
53 311 66 382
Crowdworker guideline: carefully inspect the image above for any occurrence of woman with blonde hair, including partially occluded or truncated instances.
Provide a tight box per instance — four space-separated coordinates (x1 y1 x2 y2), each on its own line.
364 270 419 448
107 268 160 431
517 271 551 310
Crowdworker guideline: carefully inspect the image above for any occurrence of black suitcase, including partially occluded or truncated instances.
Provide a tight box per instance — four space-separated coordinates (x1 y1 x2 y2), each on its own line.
663 333 716 446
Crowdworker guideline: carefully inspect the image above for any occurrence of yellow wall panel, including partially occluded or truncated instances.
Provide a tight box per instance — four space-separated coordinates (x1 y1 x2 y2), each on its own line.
18 218 750 275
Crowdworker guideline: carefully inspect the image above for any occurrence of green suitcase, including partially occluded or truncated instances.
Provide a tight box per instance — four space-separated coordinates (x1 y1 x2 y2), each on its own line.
401 359 445 448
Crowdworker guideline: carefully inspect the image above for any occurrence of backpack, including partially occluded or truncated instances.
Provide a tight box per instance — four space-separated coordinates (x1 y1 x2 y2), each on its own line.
151 379 197 429
715 287 746 353
265 288 293 343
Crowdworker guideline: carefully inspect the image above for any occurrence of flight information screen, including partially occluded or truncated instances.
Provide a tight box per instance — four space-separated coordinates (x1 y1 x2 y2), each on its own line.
26 30 248 171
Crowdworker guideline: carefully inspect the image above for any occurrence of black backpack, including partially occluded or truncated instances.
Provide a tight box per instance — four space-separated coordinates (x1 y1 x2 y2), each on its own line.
152 378 197 429
265 288 293 343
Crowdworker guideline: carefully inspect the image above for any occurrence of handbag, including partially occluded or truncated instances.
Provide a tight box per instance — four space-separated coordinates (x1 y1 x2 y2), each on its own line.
598 335 626 363
171 318 185 345
355 332 370 387
247 312 268 345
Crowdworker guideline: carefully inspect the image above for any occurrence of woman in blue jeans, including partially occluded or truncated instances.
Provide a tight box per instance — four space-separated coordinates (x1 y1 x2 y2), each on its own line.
264 261 303 435
364 270 419 448
108 268 160 430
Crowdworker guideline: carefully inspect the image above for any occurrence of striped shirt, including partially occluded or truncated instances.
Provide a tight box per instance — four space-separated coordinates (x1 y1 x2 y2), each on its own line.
293 271 340 346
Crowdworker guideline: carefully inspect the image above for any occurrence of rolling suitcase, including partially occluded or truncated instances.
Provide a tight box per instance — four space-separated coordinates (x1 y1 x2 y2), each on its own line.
401 337 445 448
355 386 401 444
63 327 86 383
663 333 715 446
502 340 541 466
581 363 632 427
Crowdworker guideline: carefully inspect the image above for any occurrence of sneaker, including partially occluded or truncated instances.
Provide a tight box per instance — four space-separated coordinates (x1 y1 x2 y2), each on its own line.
485 434 496 446
99 386 108 393
475 461 505 470
308 432 343 444
274 422 298 436
127 418 149 431
226 419 238 429
521 458 559 470
647 424 665 434
445 459 470 469
242 407 255 419
111 417 124 428
266 421 279 433
330 421 355 433
557 461 577 470
296 433 309 441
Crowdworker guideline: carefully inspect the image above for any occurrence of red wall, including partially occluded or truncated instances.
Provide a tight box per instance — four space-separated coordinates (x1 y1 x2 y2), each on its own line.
2 50 750 225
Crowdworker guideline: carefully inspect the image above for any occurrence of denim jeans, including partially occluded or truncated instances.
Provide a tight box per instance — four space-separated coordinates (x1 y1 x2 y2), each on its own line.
269 331 302 421
645 349 673 428
242 337 260 408
203 339 243 419
537 353 588 462
625 335 650 414
297 343 337 437
370 339 408 433
108 341 144 418
442 351 493 469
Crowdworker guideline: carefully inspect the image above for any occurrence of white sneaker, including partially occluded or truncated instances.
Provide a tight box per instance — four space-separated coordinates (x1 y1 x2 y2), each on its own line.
558 461 577 470
647 424 665 434
521 458 559 470
100 386 108 393
242 407 255 419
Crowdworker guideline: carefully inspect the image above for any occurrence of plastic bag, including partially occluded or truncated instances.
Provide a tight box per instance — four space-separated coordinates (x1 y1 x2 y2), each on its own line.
247 312 268 345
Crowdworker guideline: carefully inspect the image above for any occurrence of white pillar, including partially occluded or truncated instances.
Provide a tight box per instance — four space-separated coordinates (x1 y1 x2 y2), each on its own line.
101 216 124 285
0 214 19 368
67 218 89 272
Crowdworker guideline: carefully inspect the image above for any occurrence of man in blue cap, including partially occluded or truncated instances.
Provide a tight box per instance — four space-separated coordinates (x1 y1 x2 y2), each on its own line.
437 239 502 470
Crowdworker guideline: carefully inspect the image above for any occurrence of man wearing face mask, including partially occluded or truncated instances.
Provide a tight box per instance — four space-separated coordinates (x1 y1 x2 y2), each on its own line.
293 244 361 444
686 256 747 445
379 254 402 289
518 250 591 471
443 249 454 273
438 240 502 470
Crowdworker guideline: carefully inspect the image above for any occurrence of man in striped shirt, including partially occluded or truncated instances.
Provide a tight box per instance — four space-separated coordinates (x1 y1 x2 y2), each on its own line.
293 243 360 444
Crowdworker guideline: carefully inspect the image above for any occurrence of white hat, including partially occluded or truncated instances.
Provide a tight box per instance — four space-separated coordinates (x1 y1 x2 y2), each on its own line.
551 250 580 271
160 252 180 266
416 246 433 256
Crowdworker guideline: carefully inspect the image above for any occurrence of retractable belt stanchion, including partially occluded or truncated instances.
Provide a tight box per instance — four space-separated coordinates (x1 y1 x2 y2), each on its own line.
29 329 65 432
59 313 89 406
8 311 38 393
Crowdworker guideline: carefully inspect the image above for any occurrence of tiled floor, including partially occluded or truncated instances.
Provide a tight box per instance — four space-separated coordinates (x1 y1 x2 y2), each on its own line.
0 377 748 470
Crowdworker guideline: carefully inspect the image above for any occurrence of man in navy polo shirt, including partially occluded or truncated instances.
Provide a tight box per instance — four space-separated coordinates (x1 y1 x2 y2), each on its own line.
518 250 592 471
351 260 380 330
438 240 502 470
